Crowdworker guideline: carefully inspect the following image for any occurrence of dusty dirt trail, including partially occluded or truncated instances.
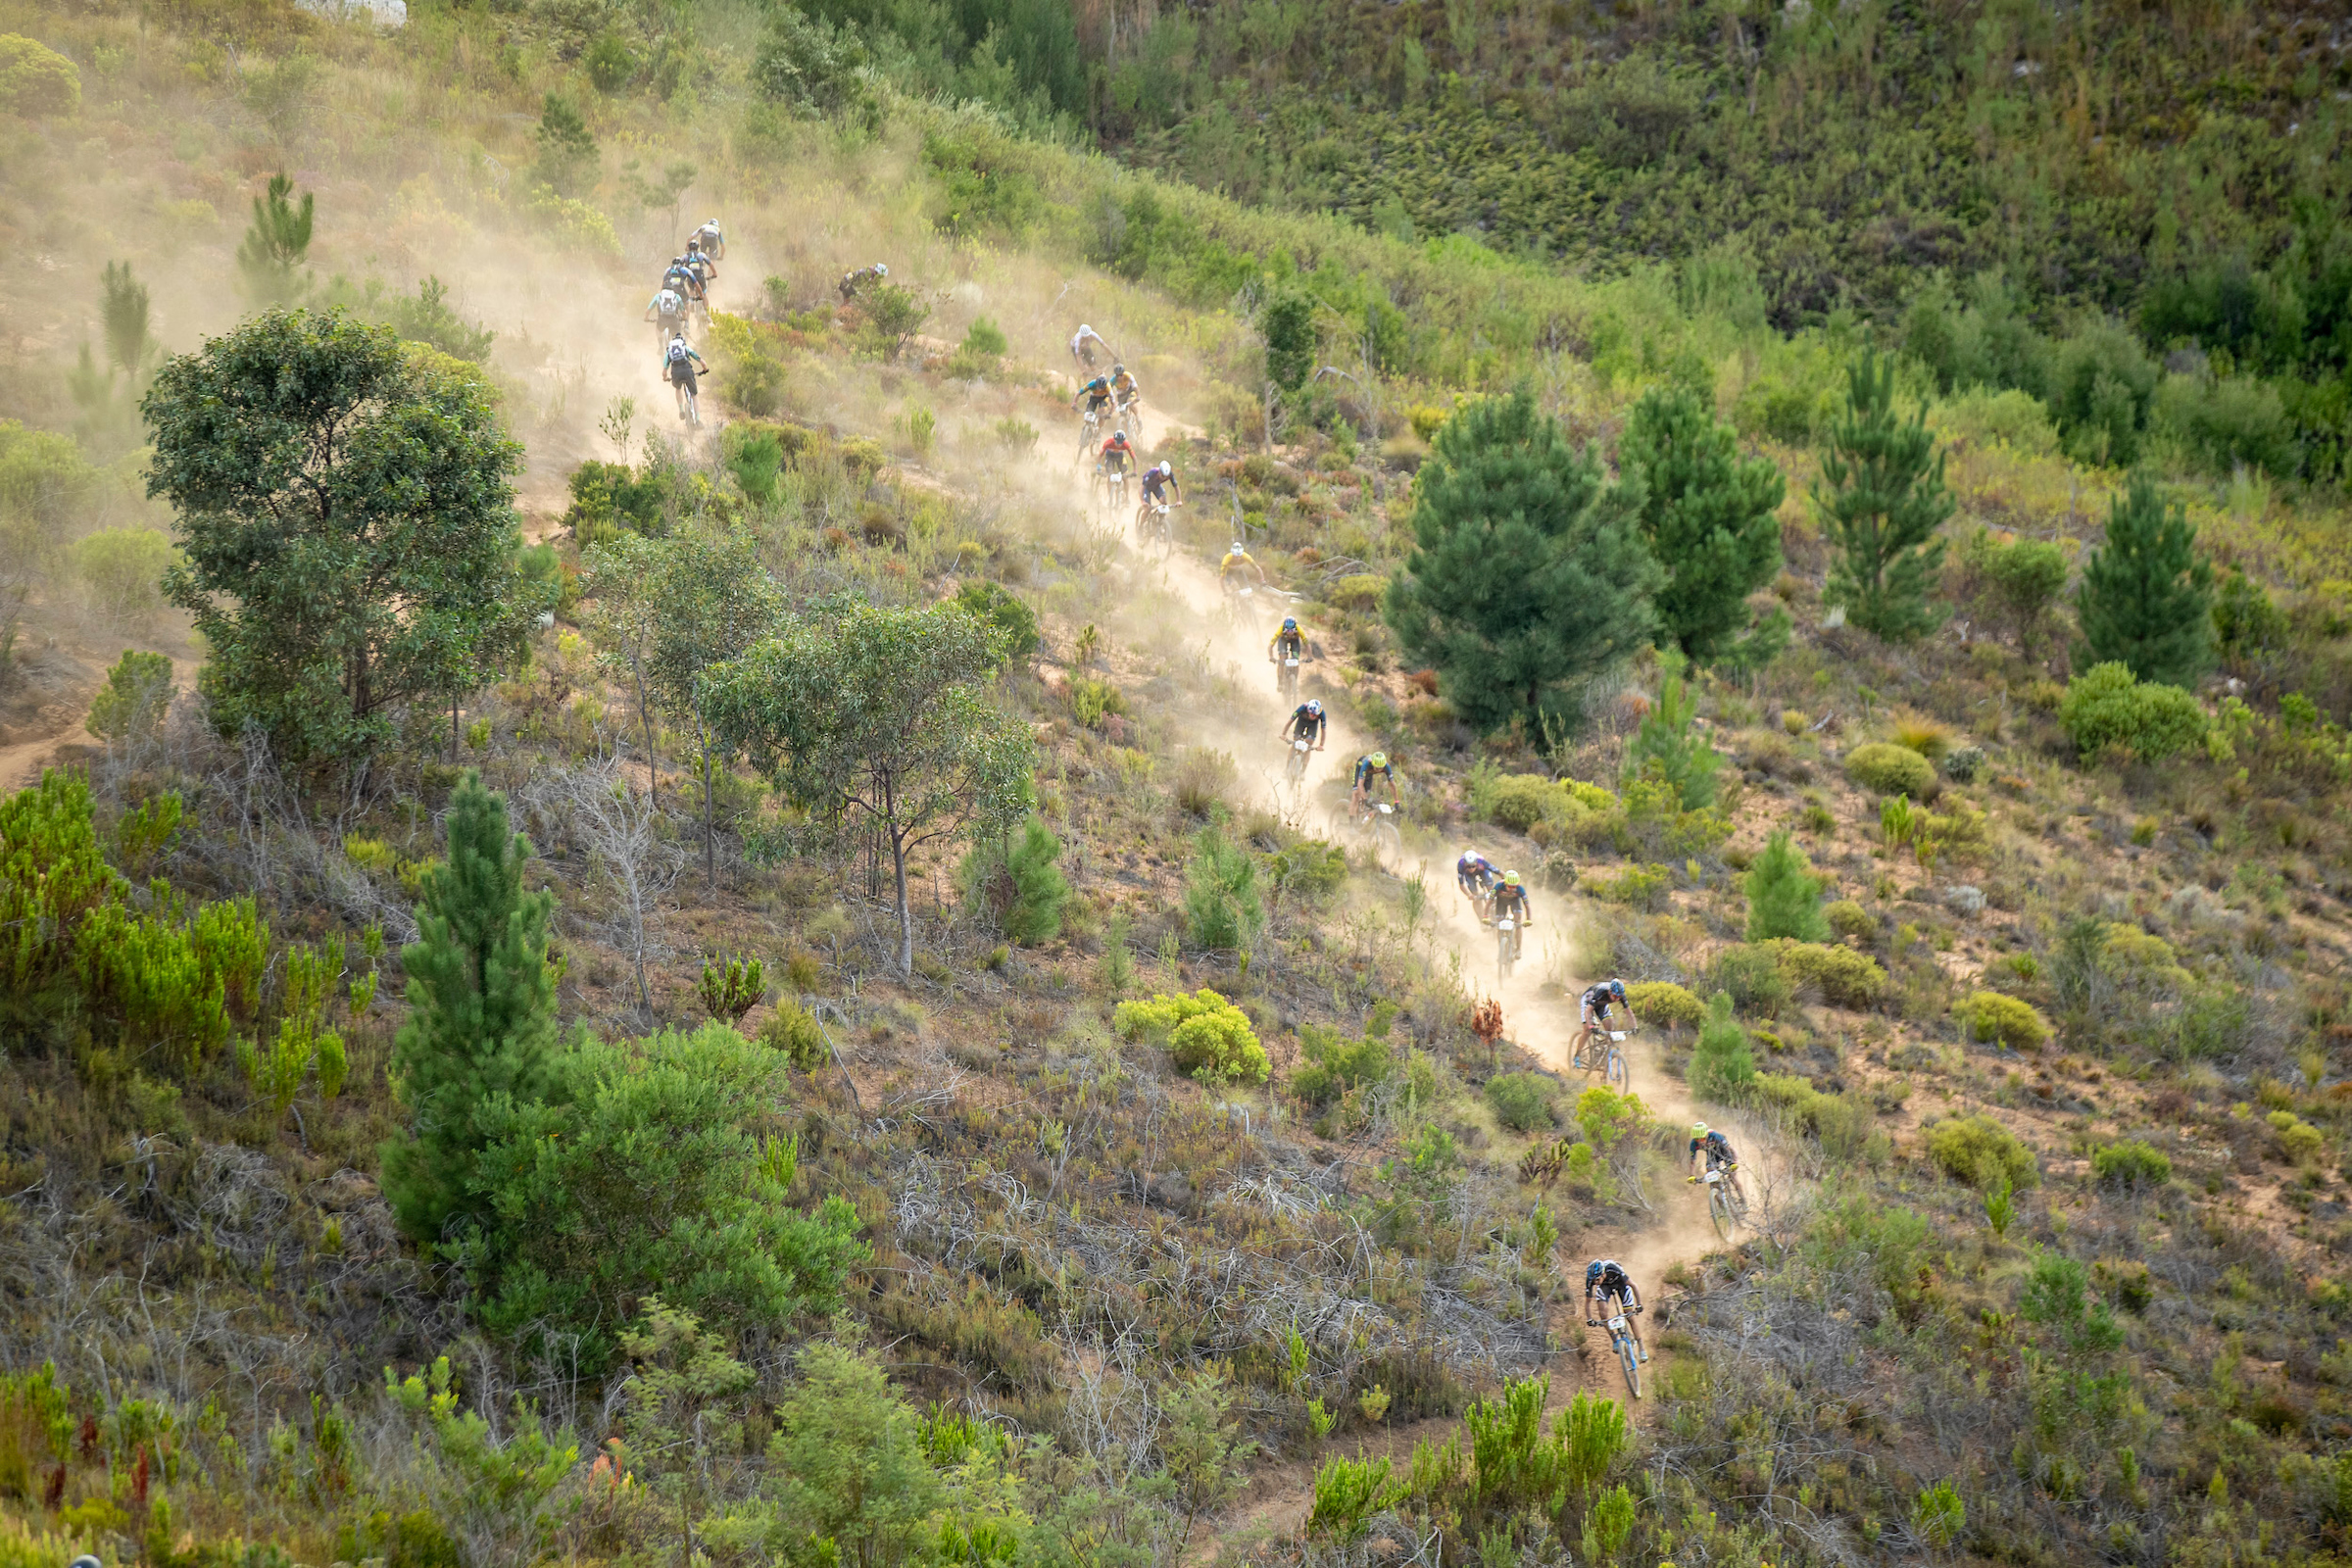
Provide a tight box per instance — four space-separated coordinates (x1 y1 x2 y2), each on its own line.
1004 467 1802 1554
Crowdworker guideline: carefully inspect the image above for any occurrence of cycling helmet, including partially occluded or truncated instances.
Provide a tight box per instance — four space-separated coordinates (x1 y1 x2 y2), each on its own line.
686 237 701 250
1305 700 1323 715
1282 616 1298 631
1502 870 1521 886
1157 462 1173 476
1079 322 1094 334
1585 1259 1618 1283
1112 429 1127 441
1461 846 1477 860
1231 541 1246 555
1609 978 1628 1001
1369 751 1388 767
1691 1122 1709 1137
1112 361 1125 373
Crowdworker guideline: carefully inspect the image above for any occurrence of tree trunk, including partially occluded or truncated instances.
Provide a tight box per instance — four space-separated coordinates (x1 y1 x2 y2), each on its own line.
630 653 658 808
701 737 717 893
890 826 913 978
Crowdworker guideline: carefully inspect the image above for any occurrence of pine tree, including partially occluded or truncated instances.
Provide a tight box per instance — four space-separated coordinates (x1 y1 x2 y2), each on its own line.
1688 992 1757 1103
1814 353 1954 643
1622 664 1722 809
1385 392 1660 735
534 93 600 199
234 173 313 305
1742 830 1829 943
1618 385 1786 662
380 771 562 1247
2076 470 2212 688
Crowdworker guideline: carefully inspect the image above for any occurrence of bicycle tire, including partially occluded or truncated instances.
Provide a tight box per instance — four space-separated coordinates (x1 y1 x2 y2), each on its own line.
1709 1186 1734 1242
1619 1336 1642 1399
1604 1047 1630 1092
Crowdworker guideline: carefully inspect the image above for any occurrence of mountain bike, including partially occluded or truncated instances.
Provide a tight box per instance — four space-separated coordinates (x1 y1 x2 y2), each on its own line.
1693 1165 1748 1242
1114 392 1145 443
1224 579 1260 633
1571 1023 1633 1093
1276 650 1301 701
1495 911 1528 982
1283 735 1315 787
1135 499 1175 556
1597 1302 1644 1399
1350 797 1401 860
1076 407 1103 460
1103 466 1129 514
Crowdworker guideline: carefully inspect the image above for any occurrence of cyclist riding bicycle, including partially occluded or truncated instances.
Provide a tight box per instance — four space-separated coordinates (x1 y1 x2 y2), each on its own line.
1140 461 1179 506
1583 1259 1648 1363
1268 616 1305 663
839 262 889 302
1282 698 1328 751
1455 848 1497 912
662 334 708 419
692 219 724 259
684 240 718 285
1493 868 1531 926
1075 374 1114 417
1220 541 1268 590
646 286 688 340
1688 1122 1749 1207
1070 323 1109 372
1350 751 1396 813
1577 977 1636 1061
1100 429 1135 475
664 260 705 300
1108 361 1142 409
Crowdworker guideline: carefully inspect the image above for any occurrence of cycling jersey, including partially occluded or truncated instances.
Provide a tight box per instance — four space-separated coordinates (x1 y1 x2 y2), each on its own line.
1690 1130 1738 1168
1140 468 1173 502
1110 369 1140 400
1071 327 1107 359
1579 983 1622 1022
1100 440 1133 471
1285 706 1326 744
1585 1260 1639 1309
1219 550 1258 578
1079 378 1113 411
1493 883 1530 919
1270 628 1304 659
1352 757 1394 790
1456 855 1494 890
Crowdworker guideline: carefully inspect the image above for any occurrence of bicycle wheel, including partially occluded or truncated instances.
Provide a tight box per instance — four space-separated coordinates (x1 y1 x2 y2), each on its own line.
1604 1046 1630 1092
1709 1185 1735 1242
1618 1336 1643 1399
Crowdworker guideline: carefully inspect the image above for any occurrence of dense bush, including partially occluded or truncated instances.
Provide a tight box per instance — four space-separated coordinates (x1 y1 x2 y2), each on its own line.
1484 1072 1559 1133
954 578 1040 661
1481 772 1567 832
1927 1113 2038 1191
1114 988 1269 1083
1291 1021 1395 1107
1844 743 1937 799
1183 827 1265 951
1688 992 1756 1102
1743 831 1829 943
1750 1073 1874 1159
1956 990 2051 1051
1625 981 1701 1031
760 1000 831 1071
2091 1140 2173 1191
957 816 1070 945
1765 941 1888 1008
1824 899 1876 945
2058 663 2207 762
1705 944 1793 1016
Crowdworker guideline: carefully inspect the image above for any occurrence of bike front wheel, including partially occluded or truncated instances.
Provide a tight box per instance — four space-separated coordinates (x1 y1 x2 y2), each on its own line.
1709 1185 1736 1242
1604 1046 1630 1092
1618 1336 1643 1399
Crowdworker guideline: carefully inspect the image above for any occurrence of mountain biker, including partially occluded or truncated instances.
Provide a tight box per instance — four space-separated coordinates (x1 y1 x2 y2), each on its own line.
646 286 688 341
1109 361 1142 411
1584 1259 1648 1363
664 259 705 303
1070 323 1109 372
684 239 718 286
1576 978 1637 1064
692 219 724 259
1282 698 1327 751
1220 541 1268 591
1492 868 1531 932
839 263 889 302
1075 374 1114 420
1689 1122 1749 1207
1268 615 1305 668
1100 429 1135 477
1350 751 1396 813
662 333 707 419
1455 848 1497 916
1139 461 1179 507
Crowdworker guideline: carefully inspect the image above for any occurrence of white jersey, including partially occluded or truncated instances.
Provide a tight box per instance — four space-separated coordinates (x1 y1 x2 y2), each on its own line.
651 288 684 315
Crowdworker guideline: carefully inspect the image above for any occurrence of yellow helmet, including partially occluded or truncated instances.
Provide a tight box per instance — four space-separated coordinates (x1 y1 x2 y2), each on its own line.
1502 870 1521 887
1369 751 1388 768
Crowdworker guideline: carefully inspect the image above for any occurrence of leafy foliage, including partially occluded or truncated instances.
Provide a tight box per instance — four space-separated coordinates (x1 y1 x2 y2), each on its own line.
2076 472 2213 688
1385 394 1657 734
1484 1072 1557 1133
1688 991 1756 1103
1622 667 1720 809
1843 742 1937 799
1182 825 1264 952
1618 385 1784 661
1928 1114 2039 1193
83 650 174 747
1814 354 1952 643
1114 988 1269 1084
1623 981 1699 1031
145 309 538 766
2059 663 2208 762
1957 990 2052 1051
1742 830 1828 943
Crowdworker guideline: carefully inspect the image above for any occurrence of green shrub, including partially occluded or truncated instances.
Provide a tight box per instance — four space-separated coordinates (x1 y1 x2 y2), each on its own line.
1705 944 1793 1016
1743 831 1829 942
1824 899 1875 944
1484 1071 1559 1133
1956 989 2050 1050
2058 662 2207 762
2090 1140 2172 1190
1479 771 1567 832
760 1000 831 1071
1625 981 1701 1031
1765 940 1887 1007
1183 827 1265 951
1927 1113 2038 1191
954 579 1040 661
2269 1109 2326 1164
0 33 79 117
1688 992 1756 1103
84 650 174 746
2154 373 2293 477
1844 742 1937 798
958 816 1071 945
1751 1073 1874 1159
1588 862 1670 909
1114 988 1269 1084
1291 1023 1394 1107
73 529 178 625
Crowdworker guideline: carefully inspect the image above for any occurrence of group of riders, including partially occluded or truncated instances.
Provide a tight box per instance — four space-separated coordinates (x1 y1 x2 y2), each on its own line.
1584 1123 1746 1372
645 219 728 422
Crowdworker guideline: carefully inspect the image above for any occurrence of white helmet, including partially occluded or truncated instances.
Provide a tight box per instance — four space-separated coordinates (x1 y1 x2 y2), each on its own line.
1231 541 1246 555
1157 462 1172 476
